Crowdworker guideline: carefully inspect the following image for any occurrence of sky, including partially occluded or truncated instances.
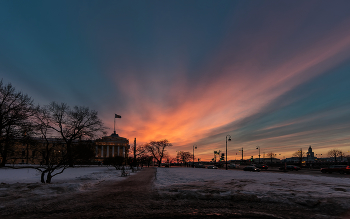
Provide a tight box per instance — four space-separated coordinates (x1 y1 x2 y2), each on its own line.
1 1 350 161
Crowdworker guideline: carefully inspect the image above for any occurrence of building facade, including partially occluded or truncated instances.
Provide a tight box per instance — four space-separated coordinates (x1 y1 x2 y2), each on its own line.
1 132 130 165
94 131 130 162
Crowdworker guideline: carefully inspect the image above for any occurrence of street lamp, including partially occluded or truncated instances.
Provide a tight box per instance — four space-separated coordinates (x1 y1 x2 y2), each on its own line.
256 146 260 164
239 148 244 162
193 145 197 168
226 135 231 170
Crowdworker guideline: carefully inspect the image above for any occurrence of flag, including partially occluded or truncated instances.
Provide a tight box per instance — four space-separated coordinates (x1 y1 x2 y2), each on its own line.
115 114 121 118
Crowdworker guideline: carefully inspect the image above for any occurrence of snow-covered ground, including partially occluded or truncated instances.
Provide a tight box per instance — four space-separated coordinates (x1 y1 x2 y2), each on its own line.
155 168 350 208
1 166 350 212
0 165 135 207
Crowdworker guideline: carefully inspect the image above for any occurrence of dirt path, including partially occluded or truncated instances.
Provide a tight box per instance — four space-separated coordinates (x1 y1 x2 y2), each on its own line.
1 167 349 219
1 167 157 219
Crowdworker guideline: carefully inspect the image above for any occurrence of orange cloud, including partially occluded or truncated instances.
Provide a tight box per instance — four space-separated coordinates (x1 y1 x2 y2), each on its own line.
104 18 350 161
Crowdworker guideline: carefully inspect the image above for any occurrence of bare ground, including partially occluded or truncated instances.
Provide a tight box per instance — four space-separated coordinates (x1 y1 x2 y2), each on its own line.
1 167 349 219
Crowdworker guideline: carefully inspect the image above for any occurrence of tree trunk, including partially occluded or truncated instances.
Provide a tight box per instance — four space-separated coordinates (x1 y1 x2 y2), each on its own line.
46 172 52 183
67 144 74 167
41 171 46 183
0 149 7 167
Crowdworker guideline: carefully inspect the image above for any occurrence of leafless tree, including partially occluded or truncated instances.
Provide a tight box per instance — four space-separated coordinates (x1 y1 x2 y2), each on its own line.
103 156 125 170
44 102 106 167
138 155 153 167
328 149 344 163
31 105 68 183
266 152 276 163
129 143 150 166
145 139 172 167
0 80 34 167
30 105 98 183
176 151 192 165
293 149 305 167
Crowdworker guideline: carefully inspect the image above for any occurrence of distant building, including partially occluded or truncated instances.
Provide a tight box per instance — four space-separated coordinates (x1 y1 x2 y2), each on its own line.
2 137 71 165
94 131 130 162
306 146 315 161
1 131 130 165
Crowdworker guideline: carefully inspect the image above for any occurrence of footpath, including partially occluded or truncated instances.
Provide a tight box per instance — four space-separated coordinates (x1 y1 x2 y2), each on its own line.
2 167 349 219
1 167 157 219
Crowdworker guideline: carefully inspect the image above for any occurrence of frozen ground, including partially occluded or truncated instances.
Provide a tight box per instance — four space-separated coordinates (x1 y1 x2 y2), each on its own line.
0 165 134 208
1 166 350 218
155 168 350 209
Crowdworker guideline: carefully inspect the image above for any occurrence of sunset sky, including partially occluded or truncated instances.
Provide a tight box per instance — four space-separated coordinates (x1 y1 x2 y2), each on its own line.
1 1 350 161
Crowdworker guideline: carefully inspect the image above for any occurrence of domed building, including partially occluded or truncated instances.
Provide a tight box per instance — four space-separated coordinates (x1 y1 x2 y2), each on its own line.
95 131 130 162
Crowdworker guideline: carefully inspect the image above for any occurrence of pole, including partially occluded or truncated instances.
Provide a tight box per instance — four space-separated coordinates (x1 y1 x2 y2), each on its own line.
226 136 228 170
134 138 136 166
259 147 260 164
241 147 243 162
193 145 197 168
193 146 195 168
225 135 231 170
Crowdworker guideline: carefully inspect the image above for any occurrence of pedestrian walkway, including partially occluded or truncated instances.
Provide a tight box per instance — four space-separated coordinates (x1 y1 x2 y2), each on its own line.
1 167 157 219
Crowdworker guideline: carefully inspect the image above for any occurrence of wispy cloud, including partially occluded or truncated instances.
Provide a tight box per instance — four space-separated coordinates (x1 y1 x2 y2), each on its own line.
104 17 350 160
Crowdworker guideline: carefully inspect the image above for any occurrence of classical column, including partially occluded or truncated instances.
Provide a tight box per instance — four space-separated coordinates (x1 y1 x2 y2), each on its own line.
112 146 115 157
107 146 109 157
101 146 104 157
118 146 120 156
123 147 125 158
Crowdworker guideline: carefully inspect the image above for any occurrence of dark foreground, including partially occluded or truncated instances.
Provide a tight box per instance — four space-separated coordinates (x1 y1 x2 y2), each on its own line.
1 167 349 219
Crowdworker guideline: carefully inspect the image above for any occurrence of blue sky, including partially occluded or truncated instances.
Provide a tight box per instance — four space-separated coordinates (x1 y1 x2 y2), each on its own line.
1 1 350 160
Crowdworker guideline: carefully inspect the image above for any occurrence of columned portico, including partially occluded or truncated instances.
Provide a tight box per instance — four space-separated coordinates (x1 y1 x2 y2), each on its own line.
95 131 130 162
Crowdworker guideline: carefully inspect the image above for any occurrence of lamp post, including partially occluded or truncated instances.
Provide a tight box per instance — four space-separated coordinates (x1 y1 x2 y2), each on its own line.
193 145 197 168
256 146 260 164
226 135 231 170
239 148 244 162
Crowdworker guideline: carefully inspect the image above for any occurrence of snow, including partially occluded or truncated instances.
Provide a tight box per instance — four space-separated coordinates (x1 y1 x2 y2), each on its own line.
1 166 350 210
0 165 135 206
0 166 127 184
154 167 350 208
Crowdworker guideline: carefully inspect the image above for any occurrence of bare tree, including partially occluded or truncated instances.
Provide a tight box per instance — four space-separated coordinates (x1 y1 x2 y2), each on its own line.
293 149 305 167
145 139 172 167
129 143 150 167
44 102 106 167
0 80 34 167
31 105 98 183
176 151 192 165
138 155 153 167
328 149 343 163
31 105 69 183
266 152 276 163
103 156 125 170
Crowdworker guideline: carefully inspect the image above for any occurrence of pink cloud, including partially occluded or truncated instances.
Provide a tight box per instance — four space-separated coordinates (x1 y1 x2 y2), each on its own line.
104 17 350 161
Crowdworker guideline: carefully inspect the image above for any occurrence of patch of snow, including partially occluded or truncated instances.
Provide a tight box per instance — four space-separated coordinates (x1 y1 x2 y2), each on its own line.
154 168 350 208
0 166 135 203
